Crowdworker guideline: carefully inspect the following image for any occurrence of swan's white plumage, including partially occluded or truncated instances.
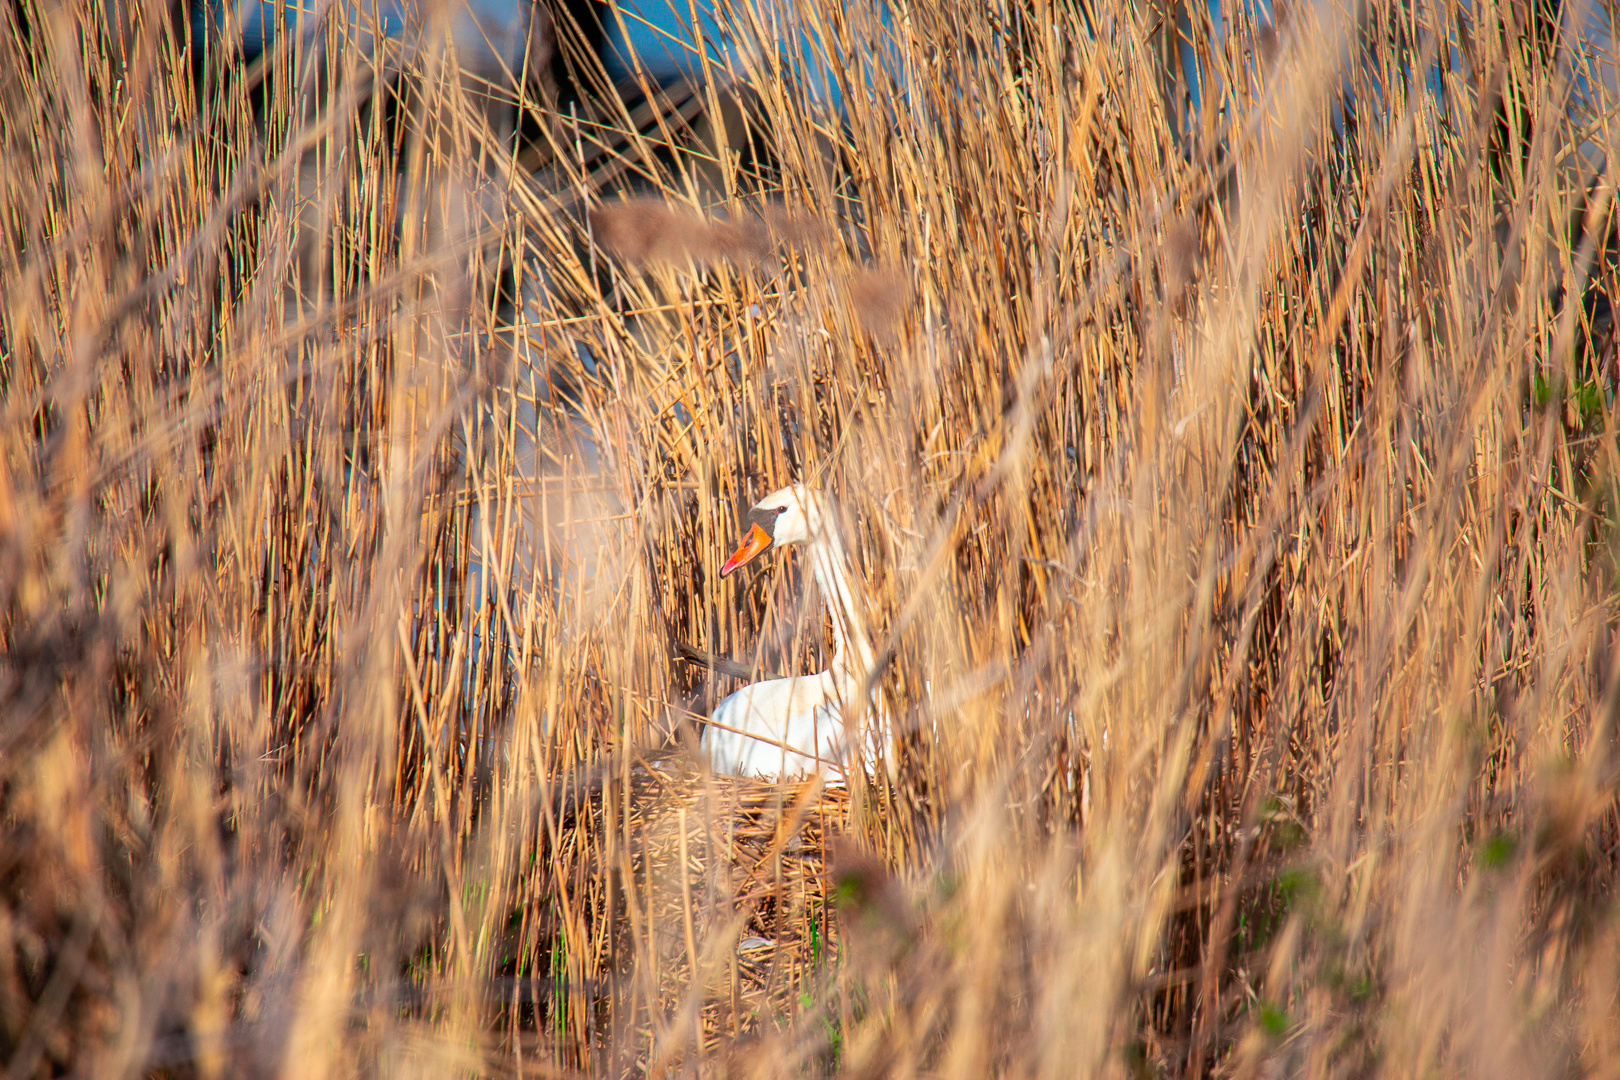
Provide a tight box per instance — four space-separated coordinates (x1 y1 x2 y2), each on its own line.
699 485 886 779
701 672 845 779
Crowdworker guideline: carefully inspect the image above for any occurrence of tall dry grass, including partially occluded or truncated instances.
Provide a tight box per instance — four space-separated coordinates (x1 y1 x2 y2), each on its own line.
4 0 1620 1076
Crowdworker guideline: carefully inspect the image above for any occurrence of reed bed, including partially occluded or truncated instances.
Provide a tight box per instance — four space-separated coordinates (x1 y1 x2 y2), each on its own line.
4 0 1620 1077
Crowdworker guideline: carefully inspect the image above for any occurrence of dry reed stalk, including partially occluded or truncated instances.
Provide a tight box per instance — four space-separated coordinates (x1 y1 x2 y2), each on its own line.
4 0 1620 1077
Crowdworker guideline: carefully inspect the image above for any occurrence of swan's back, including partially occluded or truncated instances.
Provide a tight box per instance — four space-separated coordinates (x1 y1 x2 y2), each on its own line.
701 672 848 779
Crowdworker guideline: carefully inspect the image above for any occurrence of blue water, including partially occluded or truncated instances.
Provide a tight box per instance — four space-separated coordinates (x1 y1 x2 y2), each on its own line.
599 0 897 113
194 0 896 114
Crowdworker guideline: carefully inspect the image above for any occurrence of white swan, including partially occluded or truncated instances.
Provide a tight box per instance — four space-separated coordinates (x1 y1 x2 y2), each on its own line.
699 485 886 779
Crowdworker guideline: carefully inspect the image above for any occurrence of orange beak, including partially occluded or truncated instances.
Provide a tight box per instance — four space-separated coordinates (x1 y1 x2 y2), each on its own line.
721 523 773 577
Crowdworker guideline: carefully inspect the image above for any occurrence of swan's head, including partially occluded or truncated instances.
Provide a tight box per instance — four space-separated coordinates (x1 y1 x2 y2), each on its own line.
721 484 828 576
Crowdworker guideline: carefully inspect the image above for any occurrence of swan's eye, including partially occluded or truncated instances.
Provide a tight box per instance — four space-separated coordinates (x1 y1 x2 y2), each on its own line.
745 504 789 535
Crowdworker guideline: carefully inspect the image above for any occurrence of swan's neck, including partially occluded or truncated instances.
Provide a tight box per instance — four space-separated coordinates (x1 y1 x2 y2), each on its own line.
805 523 876 689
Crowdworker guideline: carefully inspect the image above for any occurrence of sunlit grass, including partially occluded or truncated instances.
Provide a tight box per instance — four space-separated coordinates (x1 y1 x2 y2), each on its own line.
3 0 1619 1077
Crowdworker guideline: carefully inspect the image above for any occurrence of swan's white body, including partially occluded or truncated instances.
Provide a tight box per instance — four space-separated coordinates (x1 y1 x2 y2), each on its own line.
700 486 885 779
702 672 850 778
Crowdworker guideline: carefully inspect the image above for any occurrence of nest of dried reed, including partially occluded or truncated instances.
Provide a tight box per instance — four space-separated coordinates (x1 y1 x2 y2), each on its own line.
542 757 853 1063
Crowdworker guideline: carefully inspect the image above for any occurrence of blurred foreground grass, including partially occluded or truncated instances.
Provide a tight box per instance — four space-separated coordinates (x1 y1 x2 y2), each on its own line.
4 1 1620 1077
